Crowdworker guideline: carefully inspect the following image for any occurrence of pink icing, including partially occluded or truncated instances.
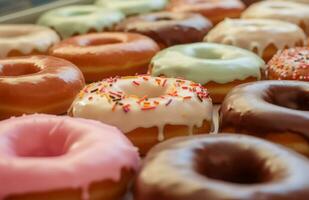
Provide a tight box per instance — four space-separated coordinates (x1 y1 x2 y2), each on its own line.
0 114 140 199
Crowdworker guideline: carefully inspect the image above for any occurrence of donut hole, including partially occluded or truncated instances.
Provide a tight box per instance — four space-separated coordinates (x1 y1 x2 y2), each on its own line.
153 16 174 21
193 48 223 60
267 87 309 111
0 63 41 76
78 37 122 46
194 143 273 184
67 10 93 17
119 81 167 98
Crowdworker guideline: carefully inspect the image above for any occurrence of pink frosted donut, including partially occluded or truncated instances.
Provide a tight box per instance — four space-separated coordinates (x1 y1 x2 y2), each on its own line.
0 114 140 200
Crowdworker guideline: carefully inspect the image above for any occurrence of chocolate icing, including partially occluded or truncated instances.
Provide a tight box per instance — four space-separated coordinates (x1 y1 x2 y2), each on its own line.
115 12 212 47
220 81 309 137
135 134 309 200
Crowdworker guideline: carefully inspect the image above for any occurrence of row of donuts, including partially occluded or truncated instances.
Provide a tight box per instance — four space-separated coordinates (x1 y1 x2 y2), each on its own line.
0 0 309 199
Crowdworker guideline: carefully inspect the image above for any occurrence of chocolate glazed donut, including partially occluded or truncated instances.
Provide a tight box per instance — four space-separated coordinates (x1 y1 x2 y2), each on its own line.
220 81 309 156
115 12 212 48
135 134 309 200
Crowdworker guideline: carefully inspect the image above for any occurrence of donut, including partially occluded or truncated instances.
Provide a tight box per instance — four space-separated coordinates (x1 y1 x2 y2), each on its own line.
0 25 59 58
96 0 168 16
166 0 245 25
266 47 309 81
205 18 306 62
49 32 159 83
220 81 309 156
0 114 139 199
241 0 260 6
115 12 213 48
37 5 124 39
273 0 309 4
150 43 264 103
242 1 309 35
135 134 309 200
69 75 213 155
0 56 85 120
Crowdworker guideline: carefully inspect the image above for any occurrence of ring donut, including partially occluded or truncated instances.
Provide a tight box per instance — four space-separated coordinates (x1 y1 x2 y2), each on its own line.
115 12 213 48
266 47 309 81
150 43 264 103
135 134 309 200
49 32 160 82
69 75 213 155
220 80 309 156
0 114 139 200
0 25 59 58
0 56 85 120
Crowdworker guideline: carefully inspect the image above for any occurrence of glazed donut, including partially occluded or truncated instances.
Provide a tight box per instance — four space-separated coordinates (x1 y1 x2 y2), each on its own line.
69 75 213 155
115 12 213 48
166 0 245 25
96 0 168 16
205 18 306 62
0 25 59 58
150 43 264 103
0 114 139 200
37 5 124 38
220 81 309 156
266 47 309 81
242 1 309 35
0 56 85 120
49 32 159 82
135 134 309 200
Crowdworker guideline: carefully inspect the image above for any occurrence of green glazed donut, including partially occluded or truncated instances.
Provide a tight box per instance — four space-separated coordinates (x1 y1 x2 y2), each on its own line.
37 5 124 38
150 43 264 84
96 0 168 16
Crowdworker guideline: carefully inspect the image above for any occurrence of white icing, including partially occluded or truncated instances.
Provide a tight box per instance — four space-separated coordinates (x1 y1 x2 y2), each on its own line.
96 0 168 16
0 25 59 58
205 18 306 56
71 76 213 141
37 6 125 38
242 1 309 35
150 43 264 85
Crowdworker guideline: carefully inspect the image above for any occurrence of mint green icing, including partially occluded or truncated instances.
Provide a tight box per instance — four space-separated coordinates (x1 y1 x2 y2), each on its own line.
151 43 265 84
96 0 168 16
37 5 124 39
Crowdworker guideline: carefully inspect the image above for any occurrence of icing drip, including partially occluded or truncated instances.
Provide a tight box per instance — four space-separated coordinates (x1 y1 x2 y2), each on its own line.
71 76 213 141
37 6 124 38
0 25 59 58
205 18 306 56
150 43 264 85
242 1 309 35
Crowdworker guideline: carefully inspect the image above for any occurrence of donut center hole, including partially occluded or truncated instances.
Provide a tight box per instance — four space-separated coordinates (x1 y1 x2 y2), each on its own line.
195 143 272 184
119 80 167 98
78 37 122 46
153 16 174 21
68 10 93 17
0 63 41 77
267 87 309 111
192 48 223 60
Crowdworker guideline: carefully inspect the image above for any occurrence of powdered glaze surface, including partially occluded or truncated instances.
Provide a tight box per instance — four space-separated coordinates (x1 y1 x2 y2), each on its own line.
242 1 309 35
70 76 213 141
150 43 264 84
0 114 139 199
205 18 306 56
0 25 59 58
37 6 124 38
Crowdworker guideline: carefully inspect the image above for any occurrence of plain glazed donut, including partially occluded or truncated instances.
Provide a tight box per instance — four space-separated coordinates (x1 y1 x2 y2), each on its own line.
49 32 159 82
96 0 168 16
37 5 124 39
150 43 264 103
135 134 309 200
0 114 140 200
115 12 213 48
242 1 309 35
266 47 309 81
69 75 213 155
205 18 306 62
0 25 59 58
220 81 309 156
0 56 85 120
166 0 245 25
